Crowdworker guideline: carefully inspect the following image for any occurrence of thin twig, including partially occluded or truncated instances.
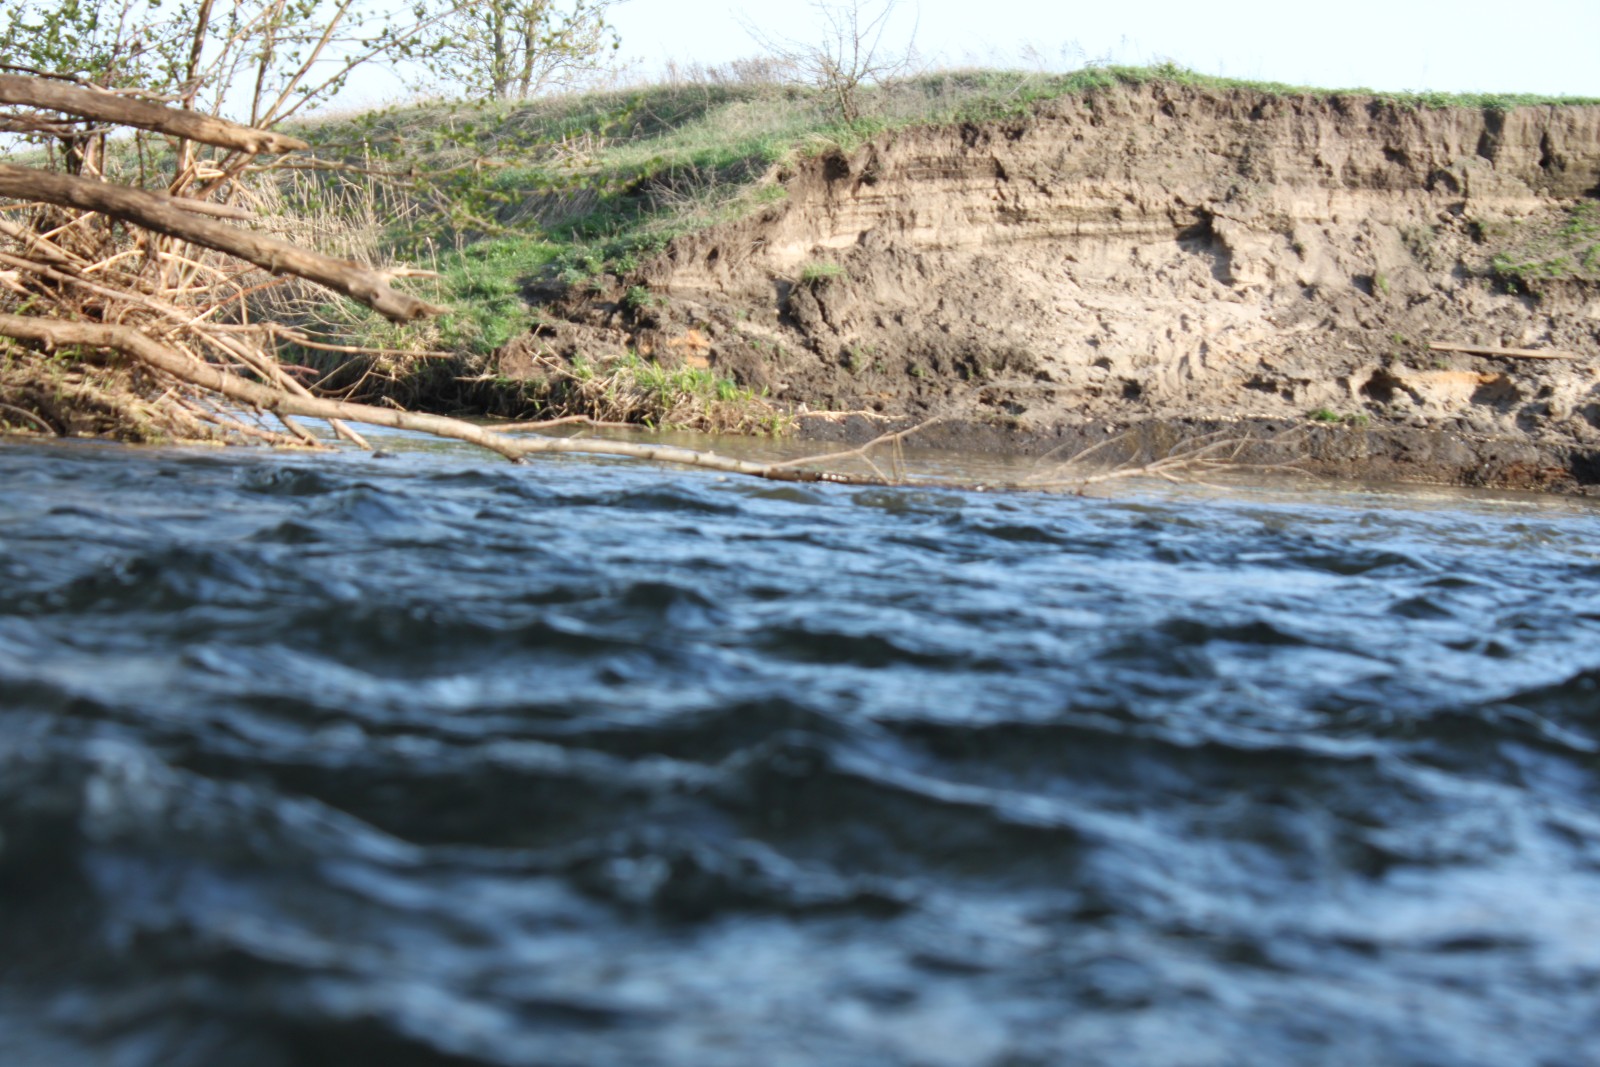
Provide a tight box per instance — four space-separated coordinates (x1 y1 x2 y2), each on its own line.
493 414 647 432
0 402 54 434
764 413 949 470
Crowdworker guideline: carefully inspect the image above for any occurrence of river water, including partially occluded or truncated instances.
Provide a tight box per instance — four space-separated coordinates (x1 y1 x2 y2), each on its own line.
2 435 1599 1066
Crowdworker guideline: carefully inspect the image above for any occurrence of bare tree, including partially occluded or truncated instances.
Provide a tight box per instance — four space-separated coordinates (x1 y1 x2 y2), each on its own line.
745 0 920 122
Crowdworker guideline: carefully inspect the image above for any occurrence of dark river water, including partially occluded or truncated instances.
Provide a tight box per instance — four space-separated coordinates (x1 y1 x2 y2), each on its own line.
3 435 1600 1067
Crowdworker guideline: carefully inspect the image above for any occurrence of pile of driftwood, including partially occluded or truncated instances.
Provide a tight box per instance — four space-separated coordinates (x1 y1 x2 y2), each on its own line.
0 72 447 450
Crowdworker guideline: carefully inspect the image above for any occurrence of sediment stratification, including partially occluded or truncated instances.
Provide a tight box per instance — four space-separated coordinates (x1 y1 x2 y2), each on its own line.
503 80 1600 491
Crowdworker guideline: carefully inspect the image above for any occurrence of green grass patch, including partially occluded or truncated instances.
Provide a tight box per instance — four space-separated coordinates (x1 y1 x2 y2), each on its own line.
1488 201 1600 292
799 260 847 283
432 238 563 350
515 349 791 434
1308 408 1371 427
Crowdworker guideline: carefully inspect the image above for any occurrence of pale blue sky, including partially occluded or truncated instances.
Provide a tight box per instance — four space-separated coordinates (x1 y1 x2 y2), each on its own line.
606 0 1600 97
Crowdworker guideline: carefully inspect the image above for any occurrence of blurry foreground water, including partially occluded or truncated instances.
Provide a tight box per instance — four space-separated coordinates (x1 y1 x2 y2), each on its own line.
2 435 1599 1066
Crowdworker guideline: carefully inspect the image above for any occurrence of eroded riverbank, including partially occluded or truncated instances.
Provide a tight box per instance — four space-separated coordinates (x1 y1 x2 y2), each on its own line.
504 79 1600 492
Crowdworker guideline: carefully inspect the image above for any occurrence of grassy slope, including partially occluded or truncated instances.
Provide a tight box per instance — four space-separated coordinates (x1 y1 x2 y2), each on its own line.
287 65 1600 416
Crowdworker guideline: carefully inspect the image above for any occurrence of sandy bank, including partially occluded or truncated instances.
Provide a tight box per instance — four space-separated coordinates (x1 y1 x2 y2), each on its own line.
502 80 1600 492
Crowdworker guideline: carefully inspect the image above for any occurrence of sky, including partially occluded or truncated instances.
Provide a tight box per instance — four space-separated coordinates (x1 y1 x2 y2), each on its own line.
602 0 1600 98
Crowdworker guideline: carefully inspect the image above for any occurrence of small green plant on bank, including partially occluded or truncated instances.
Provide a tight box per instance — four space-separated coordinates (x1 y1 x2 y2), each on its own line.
1492 250 1572 287
1488 201 1600 291
623 285 662 311
513 350 791 434
844 343 876 373
1308 408 1370 427
800 260 848 284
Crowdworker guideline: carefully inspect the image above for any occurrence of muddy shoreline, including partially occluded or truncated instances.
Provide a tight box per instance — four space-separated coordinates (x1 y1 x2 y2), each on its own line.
789 411 1600 495
501 79 1600 493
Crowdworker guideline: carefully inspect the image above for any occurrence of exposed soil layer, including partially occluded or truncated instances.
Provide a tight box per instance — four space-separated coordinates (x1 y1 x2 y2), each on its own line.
500 81 1600 492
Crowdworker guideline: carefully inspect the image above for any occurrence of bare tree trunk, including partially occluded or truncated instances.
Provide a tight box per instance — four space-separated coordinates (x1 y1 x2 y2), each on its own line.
490 8 512 99
516 0 548 98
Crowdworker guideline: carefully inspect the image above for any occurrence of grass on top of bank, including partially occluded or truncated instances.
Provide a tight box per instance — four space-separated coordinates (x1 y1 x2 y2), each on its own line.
311 62 1600 281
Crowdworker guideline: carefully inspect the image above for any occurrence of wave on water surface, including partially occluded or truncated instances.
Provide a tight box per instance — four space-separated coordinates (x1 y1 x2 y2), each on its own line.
2 439 1600 1066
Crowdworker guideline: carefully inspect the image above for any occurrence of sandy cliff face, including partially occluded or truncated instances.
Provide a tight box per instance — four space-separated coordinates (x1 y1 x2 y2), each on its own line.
506 81 1600 487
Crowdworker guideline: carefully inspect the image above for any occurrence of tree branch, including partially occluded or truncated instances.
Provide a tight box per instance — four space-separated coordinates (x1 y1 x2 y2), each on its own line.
0 164 443 322
0 73 308 154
